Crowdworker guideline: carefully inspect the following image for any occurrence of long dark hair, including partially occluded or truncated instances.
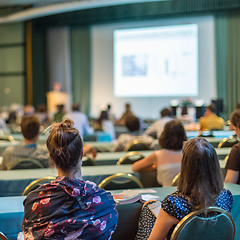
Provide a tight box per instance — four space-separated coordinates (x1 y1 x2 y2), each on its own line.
46 118 83 171
178 138 223 209
96 111 108 126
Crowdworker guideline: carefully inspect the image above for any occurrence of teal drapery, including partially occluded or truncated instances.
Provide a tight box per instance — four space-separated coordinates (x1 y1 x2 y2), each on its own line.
214 13 227 119
215 12 240 118
226 13 240 117
70 27 91 115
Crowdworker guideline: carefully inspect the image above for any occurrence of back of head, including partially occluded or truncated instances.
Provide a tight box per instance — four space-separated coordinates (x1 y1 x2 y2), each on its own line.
72 103 81 112
181 105 188 115
46 118 83 171
230 109 240 129
159 120 187 150
235 102 240 110
20 115 40 140
207 103 216 114
160 107 172 118
178 138 223 209
125 116 140 132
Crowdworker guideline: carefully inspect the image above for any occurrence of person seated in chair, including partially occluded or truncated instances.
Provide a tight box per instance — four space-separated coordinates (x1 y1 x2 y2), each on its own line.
1 115 49 170
113 116 155 151
132 120 187 187
22 119 118 239
145 107 174 138
135 138 233 240
199 103 224 131
225 110 240 184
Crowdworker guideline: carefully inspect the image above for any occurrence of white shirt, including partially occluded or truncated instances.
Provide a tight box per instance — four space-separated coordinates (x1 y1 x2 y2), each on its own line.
64 111 93 137
145 116 173 138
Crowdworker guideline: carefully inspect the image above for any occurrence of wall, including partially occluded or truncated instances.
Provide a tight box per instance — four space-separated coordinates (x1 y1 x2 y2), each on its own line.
91 15 216 119
0 22 25 106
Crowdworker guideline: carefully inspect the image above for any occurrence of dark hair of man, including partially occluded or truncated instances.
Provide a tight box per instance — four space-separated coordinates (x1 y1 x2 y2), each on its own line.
158 120 187 150
230 110 240 129
46 118 83 171
72 103 81 111
160 108 172 118
178 138 223 210
20 115 40 140
207 103 216 113
181 105 188 115
125 116 140 132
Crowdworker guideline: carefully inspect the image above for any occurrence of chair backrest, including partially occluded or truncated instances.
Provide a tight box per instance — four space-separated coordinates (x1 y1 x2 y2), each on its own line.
198 130 214 138
0 232 8 240
117 151 145 165
82 156 96 166
22 176 56 196
98 173 143 190
170 207 235 240
124 140 150 151
10 158 44 170
218 135 239 148
171 172 180 186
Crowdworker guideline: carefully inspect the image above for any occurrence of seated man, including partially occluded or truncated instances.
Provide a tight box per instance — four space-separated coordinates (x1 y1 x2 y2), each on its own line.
1 115 97 170
113 116 155 151
199 103 224 130
145 107 173 138
1 115 49 170
225 110 240 184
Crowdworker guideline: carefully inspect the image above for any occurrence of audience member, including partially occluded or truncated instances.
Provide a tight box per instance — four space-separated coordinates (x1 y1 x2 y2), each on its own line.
93 110 115 140
199 103 224 130
106 104 116 123
64 103 93 136
132 120 187 187
178 104 194 124
35 104 49 126
23 105 35 116
116 103 135 125
53 104 65 123
113 115 154 151
1 115 49 170
136 138 233 240
22 118 118 239
145 107 173 138
225 110 240 184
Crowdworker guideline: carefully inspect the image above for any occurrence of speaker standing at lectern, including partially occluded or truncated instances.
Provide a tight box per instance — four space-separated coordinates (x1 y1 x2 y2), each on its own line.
46 82 71 118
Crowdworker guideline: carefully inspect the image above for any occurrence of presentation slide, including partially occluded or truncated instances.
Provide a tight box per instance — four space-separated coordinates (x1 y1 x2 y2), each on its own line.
114 24 198 97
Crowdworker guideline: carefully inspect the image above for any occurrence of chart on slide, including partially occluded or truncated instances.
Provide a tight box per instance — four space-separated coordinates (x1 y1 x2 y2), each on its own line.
114 24 198 97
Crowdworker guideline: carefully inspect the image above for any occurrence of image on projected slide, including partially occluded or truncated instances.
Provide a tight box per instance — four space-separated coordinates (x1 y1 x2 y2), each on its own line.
122 55 148 77
114 24 198 97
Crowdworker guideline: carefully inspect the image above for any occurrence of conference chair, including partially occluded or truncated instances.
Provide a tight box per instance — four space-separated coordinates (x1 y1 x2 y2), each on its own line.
98 173 143 190
116 151 145 165
82 156 96 166
170 207 235 240
0 232 8 240
171 173 180 186
22 176 56 196
9 158 44 170
218 135 239 148
124 140 150 151
198 130 214 138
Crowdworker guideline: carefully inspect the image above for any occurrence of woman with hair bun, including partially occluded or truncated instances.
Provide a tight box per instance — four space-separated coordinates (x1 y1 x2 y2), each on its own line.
22 118 118 239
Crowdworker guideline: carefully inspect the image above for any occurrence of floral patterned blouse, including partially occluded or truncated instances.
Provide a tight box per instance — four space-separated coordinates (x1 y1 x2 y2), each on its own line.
22 176 118 239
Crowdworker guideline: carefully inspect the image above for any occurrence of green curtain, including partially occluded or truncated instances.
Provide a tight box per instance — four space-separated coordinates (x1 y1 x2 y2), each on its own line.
214 13 227 119
70 27 91 115
226 13 240 117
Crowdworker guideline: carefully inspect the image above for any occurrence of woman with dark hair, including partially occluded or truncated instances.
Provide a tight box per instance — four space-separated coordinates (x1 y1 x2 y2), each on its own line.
93 110 115 140
135 138 233 240
132 120 187 186
22 119 118 239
